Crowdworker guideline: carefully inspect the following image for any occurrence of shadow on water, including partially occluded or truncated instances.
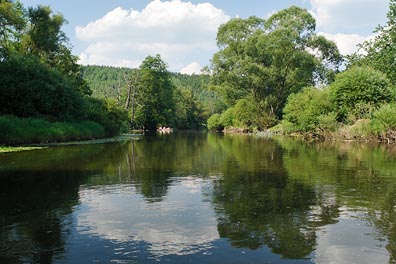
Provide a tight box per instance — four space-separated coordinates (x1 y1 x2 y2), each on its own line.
1 132 396 263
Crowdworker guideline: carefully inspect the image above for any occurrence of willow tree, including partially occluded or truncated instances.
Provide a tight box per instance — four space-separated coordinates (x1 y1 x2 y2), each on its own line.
210 6 342 128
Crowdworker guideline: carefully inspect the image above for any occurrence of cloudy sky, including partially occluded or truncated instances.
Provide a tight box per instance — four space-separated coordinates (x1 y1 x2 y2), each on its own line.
19 0 390 73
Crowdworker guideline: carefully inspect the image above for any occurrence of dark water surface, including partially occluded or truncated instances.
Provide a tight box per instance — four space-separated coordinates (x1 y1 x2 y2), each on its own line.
1 132 396 263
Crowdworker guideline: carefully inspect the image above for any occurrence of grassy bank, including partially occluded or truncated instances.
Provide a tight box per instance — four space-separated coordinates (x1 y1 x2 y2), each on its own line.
0 115 106 145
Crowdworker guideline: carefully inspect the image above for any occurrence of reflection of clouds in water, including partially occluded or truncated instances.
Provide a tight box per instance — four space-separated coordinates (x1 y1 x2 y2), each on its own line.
77 177 219 257
314 207 389 264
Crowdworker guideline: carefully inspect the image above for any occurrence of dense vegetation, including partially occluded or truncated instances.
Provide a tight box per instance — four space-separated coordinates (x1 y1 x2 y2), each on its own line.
277 0 396 142
82 64 225 130
207 6 342 131
2 0 396 144
0 1 127 144
206 1 396 143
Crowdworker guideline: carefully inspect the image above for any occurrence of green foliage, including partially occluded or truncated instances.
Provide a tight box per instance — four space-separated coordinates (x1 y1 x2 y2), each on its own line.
0 55 84 120
82 65 222 130
81 65 131 98
0 1 125 143
370 103 396 134
133 54 175 130
210 6 341 127
84 97 128 136
330 66 393 123
207 113 224 131
219 107 235 128
21 4 91 95
0 0 26 58
350 0 396 85
283 87 335 132
174 87 205 129
232 98 259 129
0 115 105 145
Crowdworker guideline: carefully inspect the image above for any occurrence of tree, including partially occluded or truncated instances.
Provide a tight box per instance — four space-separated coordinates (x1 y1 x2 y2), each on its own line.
210 6 341 128
0 2 127 137
21 5 90 95
0 54 84 120
134 54 175 130
350 0 396 85
0 0 26 58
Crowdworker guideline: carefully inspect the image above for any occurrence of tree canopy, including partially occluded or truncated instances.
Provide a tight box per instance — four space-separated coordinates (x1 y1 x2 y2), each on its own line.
133 54 175 130
210 6 342 128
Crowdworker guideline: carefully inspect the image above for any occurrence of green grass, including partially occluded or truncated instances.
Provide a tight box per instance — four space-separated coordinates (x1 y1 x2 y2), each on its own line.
0 115 106 145
0 146 46 153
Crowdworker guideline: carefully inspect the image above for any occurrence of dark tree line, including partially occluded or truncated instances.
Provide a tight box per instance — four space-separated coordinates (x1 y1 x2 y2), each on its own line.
0 1 128 138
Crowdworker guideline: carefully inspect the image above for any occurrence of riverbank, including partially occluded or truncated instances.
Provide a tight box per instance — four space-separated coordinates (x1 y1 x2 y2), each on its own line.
221 120 396 144
0 115 107 146
0 134 142 153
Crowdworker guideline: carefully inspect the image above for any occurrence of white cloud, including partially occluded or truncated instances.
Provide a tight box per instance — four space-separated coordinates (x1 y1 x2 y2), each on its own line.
77 178 219 257
309 0 388 35
76 0 230 71
318 32 372 55
180 62 202 75
308 0 388 56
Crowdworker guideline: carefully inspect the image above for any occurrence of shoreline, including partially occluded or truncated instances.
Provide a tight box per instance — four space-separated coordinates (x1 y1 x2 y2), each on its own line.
0 134 143 153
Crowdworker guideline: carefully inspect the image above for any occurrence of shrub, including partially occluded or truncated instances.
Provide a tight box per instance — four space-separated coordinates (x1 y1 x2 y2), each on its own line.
0 55 84 120
283 87 334 132
232 98 259 129
207 113 224 131
370 103 396 134
330 66 393 123
83 97 128 136
219 107 235 128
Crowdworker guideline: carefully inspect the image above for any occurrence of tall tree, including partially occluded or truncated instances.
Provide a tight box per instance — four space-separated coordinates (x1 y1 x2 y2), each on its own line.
210 6 341 127
134 54 175 130
21 5 90 95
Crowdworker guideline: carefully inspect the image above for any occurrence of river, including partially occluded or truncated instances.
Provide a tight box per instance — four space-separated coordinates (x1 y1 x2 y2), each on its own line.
1 132 395 263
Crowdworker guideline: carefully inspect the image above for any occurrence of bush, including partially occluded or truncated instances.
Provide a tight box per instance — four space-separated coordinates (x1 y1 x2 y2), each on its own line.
283 87 334 132
0 55 84 120
207 113 224 131
330 66 393 123
219 107 235 128
370 103 396 134
83 98 128 136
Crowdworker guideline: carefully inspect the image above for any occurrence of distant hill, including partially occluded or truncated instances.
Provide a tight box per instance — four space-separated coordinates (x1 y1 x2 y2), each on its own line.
81 65 225 128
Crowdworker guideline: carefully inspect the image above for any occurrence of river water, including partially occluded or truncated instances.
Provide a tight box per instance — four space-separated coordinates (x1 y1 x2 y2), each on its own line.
1 132 396 263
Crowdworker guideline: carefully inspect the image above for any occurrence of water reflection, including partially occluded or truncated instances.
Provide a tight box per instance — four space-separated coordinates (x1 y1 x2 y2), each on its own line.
0 133 396 263
76 177 218 259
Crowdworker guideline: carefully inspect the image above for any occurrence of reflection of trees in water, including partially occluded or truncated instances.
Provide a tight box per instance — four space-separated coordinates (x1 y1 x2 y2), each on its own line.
279 138 396 261
0 171 84 263
213 175 340 259
85 132 222 202
368 186 396 263
0 145 119 263
209 136 340 259
3 134 396 262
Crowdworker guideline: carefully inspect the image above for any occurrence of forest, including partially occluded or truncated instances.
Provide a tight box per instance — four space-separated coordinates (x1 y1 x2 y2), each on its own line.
1 0 396 145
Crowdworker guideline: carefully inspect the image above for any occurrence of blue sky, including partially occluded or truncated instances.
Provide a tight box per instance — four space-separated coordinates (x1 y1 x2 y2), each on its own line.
19 0 390 73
